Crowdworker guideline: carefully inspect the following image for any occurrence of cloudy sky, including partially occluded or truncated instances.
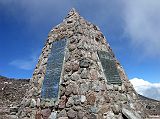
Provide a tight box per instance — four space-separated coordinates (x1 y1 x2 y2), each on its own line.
0 0 160 100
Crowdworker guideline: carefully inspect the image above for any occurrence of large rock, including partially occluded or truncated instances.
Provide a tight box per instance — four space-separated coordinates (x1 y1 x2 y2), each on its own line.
122 108 140 119
48 112 57 119
67 109 77 118
79 58 90 68
10 106 19 113
41 108 51 119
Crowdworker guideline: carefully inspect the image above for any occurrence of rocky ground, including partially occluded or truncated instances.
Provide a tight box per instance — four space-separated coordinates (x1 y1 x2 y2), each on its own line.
0 76 29 119
0 76 159 119
138 95 160 118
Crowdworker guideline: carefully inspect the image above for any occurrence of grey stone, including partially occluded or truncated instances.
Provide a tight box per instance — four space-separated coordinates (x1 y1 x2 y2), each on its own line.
90 114 97 119
78 110 85 119
100 83 106 91
65 62 72 72
71 72 79 81
36 98 40 107
8 115 18 119
130 103 135 110
132 93 137 100
65 82 78 95
117 114 123 119
60 85 66 96
42 108 51 119
65 85 73 96
72 61 79 72
66 97 74 107
58 109 67 117
35 109 42 119
91 80 98 90
79 58 90 68
80 82 89 94
10 111 17 115
72 84 79 95
127 94 133 102
87 93 96 105
73 95 81 105
77 43 83 49
82 117 88 119
83 41 89 50
103 111 114 119
68 44 76 51
22 117 30 119
90 106 98 113
63 74 70 82
118 94 128 103
113 85 119 91
65 51 70 61
91 52 97 61
72 105 83 111
69 37 76 43
49 112 57 119
122 108 139 119
58 117 68 119
67 109 77 118
10 106 19 113
80 95 86 103
90 69 98 80
107 84 114 91
44 100 55 107
23 98 31 107
111 104 121 115
81 68 88 79
59 95 67 109
121 84 126 93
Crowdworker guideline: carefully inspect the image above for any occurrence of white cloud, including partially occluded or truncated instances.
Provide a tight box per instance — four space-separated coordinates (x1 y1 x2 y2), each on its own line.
9 54 38 70
130 78 160 100
124 0 160 58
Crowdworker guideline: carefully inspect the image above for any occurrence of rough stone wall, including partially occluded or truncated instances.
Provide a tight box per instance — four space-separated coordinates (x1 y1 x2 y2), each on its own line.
18 9 148 119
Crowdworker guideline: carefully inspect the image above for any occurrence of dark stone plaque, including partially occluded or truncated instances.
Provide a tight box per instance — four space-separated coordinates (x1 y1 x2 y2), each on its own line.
98 51 122 85
41 39 66 99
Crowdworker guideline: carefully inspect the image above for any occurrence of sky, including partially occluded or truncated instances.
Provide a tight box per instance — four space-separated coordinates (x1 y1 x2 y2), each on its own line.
0 0 160 100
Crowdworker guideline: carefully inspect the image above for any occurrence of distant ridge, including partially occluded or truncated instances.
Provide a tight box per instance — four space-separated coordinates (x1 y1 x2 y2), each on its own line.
0 75 7 78
0 75 30 80
138 94 160 102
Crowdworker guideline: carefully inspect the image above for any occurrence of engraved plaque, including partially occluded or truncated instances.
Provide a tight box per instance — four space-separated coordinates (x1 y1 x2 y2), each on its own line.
98 51 122 85
41 39 66 99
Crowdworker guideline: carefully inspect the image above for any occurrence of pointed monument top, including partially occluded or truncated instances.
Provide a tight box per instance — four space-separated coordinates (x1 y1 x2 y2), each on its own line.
70 8 77 13
65 8 80 19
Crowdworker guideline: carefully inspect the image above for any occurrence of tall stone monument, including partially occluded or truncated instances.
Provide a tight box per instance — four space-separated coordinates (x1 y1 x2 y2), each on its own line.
18 9 148 119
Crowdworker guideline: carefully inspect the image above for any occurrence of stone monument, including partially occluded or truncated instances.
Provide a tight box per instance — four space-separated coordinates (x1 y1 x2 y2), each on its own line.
18 8 148 119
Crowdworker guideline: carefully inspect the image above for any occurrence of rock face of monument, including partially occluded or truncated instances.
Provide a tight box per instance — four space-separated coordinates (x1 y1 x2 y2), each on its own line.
18 9 148 119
